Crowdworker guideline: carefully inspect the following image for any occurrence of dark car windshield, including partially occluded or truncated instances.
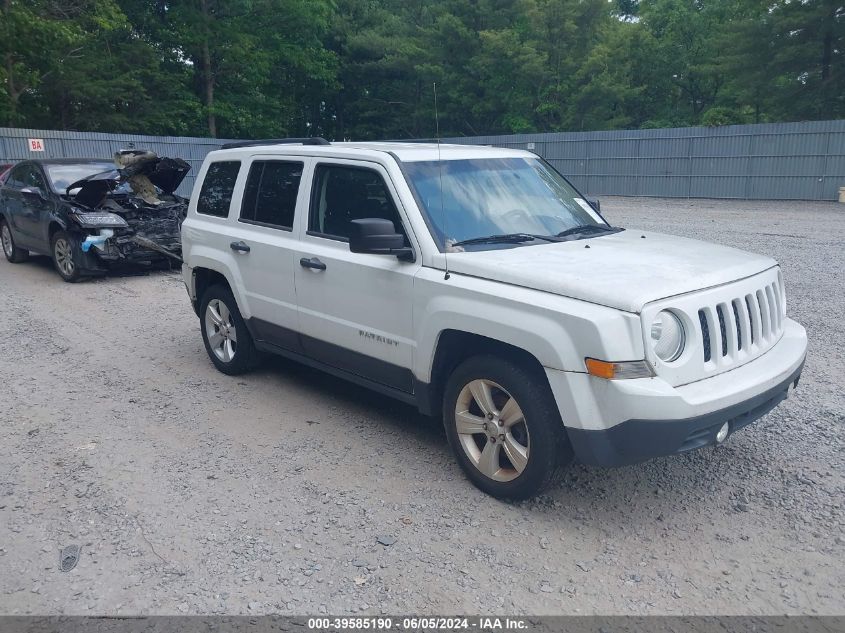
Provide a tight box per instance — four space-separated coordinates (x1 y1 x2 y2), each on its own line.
45 163 115 192
403 157 604 250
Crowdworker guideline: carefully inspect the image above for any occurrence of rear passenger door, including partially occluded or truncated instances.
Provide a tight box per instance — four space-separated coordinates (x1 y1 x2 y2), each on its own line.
227 156 311 351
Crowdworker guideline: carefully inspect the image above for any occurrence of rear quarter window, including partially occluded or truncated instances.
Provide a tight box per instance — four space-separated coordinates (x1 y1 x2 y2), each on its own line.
197 161 241 217
239 160 302 230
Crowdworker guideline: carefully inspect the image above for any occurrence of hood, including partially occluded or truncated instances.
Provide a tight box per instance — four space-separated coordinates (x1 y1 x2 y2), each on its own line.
66 157 190 207
142 157 191 194
67 169 121 207
444 230 777 313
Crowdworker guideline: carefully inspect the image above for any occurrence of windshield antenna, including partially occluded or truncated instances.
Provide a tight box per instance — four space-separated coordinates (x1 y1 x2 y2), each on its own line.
434 82 449 280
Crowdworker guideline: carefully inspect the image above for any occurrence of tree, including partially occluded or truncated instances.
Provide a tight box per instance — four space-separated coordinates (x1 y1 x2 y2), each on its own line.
0 0 83 126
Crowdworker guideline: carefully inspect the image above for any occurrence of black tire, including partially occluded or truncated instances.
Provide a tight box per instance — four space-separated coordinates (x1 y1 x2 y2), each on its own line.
51 230 82 282
1 218 29 263
199 283 261 375
442 355 573 500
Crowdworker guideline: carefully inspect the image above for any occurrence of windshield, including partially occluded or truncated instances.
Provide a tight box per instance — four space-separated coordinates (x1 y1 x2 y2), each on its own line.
44 163 115 192
404 157 604 250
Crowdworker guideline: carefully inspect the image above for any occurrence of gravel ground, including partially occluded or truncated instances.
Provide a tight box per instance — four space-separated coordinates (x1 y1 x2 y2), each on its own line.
0 197 842 616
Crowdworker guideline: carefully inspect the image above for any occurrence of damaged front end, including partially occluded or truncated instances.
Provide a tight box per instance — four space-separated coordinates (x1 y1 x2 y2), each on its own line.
64 150 190 271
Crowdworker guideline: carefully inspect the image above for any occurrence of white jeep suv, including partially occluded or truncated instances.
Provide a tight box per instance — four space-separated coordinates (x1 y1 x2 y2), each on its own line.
181 138 807 499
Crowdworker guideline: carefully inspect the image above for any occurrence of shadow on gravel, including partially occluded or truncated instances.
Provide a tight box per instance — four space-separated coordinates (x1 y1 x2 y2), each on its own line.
11 253 175 280
540 435 774 524
247 351 782 522
260 354 446 446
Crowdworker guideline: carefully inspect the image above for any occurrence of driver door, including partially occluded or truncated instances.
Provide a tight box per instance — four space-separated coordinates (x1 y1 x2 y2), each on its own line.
2 164 50 249
294 160 420 394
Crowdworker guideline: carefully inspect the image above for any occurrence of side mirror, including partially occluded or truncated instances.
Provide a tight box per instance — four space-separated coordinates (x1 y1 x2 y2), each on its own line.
349 218 414 261
586 197 601 212
21 186 46 201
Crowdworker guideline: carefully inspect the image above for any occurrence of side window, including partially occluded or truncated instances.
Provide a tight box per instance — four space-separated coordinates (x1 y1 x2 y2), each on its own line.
24 166 46 190
197 161 240 217
6 165 33 190
239 161 302 230
309 164 405 241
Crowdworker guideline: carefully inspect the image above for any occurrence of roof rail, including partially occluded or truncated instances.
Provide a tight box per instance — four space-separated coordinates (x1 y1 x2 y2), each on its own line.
384 138 442 143
219 137 331 150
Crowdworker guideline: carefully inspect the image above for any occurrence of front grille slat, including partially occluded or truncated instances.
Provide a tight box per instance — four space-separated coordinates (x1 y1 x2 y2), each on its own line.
731 299 744 351
757 289 771 340
716 304 728 357
769 283 782 332
706 306 722 365
721 301 738 357
745 294 758 345
699 309 711 363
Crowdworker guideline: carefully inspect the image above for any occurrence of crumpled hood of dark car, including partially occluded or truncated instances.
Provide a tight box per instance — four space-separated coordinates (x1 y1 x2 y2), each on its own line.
67 157 191 207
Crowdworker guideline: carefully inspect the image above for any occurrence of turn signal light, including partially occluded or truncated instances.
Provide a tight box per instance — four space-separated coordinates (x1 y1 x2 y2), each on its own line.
585 358 654 380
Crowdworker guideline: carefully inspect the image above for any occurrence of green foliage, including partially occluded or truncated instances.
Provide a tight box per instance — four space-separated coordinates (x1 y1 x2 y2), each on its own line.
2 0 843 137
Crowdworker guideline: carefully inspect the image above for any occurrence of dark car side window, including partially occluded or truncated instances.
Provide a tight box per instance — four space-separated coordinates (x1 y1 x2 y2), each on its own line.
6 164 44 191
239 161 302 230
197 161 241 217
308 164 405 242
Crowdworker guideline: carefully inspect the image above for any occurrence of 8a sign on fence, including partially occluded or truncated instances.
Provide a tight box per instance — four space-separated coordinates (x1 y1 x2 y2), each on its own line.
28 138 45 151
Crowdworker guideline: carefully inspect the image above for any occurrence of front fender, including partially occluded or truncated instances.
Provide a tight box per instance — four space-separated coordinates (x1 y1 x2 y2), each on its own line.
412 268 645 382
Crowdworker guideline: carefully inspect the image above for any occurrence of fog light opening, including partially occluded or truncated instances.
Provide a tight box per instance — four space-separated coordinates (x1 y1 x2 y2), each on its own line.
715 422 730 444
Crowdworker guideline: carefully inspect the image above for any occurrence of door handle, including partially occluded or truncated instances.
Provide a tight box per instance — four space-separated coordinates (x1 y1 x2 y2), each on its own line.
299 257 326 271
230 241 250 253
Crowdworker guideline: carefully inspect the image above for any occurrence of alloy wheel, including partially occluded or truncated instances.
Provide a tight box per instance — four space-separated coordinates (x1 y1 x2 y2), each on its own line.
205 298 238 362
454 379 530 482
1 224 12 257
54 237 75 276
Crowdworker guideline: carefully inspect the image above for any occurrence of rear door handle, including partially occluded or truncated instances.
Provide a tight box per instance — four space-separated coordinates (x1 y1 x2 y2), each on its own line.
299 257 326 271
230 241 250 253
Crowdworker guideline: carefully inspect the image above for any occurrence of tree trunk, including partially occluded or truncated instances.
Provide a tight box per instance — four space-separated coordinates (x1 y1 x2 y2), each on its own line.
5 53 20 127
200 0 217 137
3 0 20 126
821 29 832 82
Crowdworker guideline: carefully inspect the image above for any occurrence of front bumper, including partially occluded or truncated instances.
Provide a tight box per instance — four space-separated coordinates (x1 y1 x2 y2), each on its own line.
75 233 176 274
546 318 807 466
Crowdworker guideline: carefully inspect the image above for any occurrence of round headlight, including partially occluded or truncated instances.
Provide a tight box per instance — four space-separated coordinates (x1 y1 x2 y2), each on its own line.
650 310 685 362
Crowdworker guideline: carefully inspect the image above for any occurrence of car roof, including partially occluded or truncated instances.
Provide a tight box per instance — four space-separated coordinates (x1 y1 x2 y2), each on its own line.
23 158 114 166
207 141 533 163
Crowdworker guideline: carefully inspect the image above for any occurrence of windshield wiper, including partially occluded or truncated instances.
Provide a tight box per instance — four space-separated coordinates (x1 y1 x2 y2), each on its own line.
555 224 620 238
452 233 559 247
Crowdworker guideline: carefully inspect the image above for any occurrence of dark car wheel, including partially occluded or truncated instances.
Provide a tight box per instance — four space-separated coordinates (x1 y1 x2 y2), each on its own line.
51 230 82 282
1 219 29 263
443 355 573 500
199 284 261 375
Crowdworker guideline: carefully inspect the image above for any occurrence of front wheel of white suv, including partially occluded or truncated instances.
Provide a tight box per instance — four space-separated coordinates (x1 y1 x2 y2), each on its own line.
443 355 573 499
199 284 261 375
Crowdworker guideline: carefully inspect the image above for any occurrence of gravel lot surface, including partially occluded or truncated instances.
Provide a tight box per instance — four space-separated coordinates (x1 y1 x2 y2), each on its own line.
0 197 842 616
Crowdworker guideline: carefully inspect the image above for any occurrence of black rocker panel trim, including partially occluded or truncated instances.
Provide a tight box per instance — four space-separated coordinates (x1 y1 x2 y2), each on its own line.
246 317 416 398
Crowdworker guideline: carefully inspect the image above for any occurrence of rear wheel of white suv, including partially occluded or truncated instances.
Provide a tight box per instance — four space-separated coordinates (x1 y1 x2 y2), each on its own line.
200 284 261 375
443 355 573 499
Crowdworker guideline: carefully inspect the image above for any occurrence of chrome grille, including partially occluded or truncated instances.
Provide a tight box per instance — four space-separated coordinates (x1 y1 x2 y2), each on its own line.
699 276 785 366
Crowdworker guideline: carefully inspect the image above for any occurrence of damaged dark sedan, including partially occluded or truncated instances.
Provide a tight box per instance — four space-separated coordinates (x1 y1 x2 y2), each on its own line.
0 151 189 281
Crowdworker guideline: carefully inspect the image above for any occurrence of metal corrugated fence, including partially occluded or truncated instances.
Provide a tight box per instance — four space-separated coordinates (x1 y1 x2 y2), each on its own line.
444 119 845 201
2 120 844 200
0 127 237 197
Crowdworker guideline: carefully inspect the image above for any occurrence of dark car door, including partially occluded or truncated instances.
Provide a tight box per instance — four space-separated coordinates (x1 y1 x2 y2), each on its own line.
4 163 54 250
1 164 31 248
